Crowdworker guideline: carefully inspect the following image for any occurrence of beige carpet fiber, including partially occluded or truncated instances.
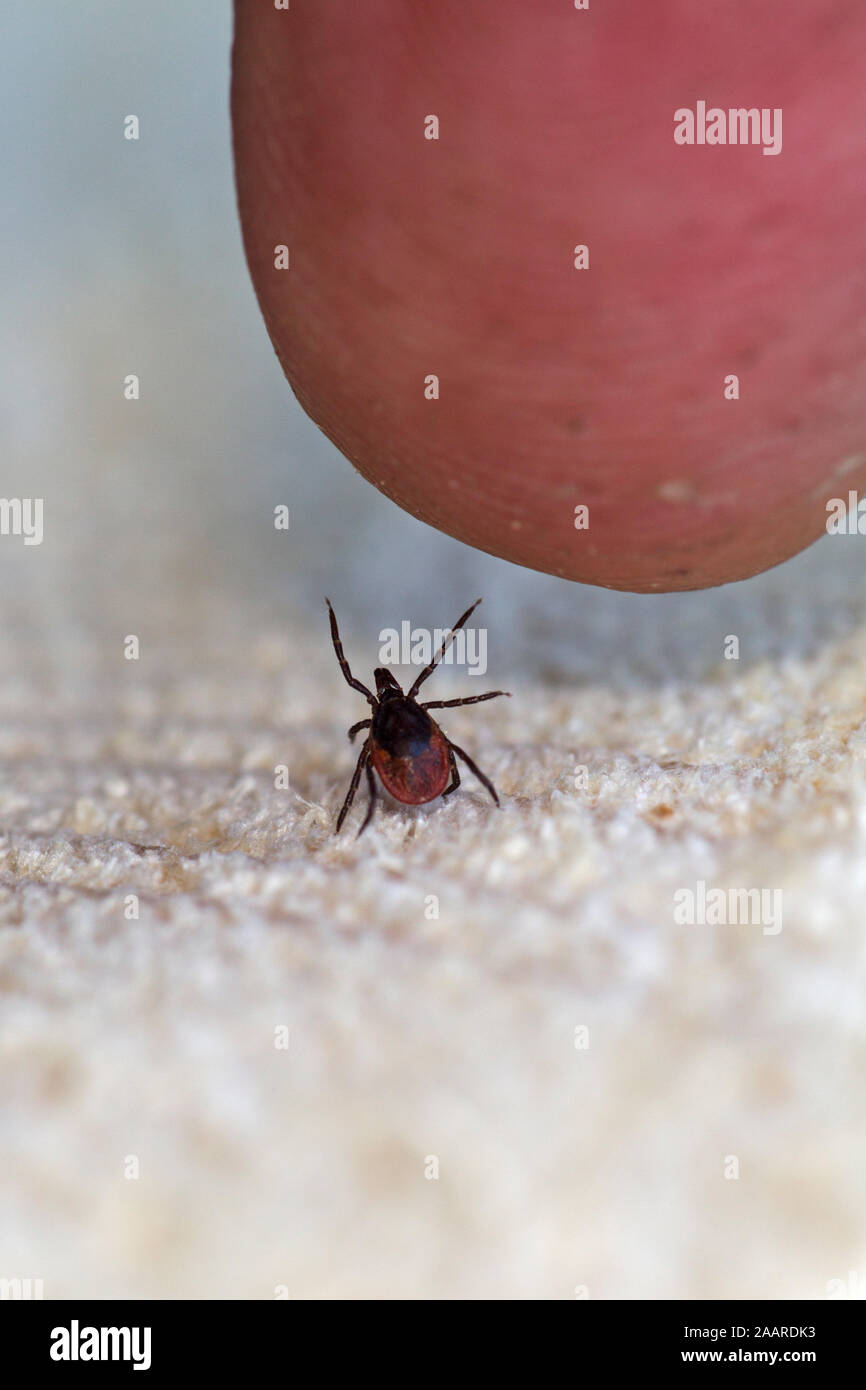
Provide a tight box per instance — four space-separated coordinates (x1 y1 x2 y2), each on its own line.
2 538 865 1300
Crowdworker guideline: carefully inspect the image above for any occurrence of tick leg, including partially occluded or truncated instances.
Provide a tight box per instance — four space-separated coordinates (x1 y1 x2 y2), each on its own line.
357 761 378 837
442 746 461 798
336 738 370 833
326 599 376 706
422 691 510 710
407 597 483 698
448 740 500 807
348 718 372 741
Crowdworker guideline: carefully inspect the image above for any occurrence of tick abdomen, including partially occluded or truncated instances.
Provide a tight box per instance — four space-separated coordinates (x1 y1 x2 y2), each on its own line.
371 698 451 805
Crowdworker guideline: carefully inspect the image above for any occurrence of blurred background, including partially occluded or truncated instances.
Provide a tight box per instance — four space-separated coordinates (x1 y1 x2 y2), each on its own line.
1 2 864 1300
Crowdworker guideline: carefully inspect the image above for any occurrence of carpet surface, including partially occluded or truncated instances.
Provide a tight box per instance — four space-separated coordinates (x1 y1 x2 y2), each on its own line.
2 540 866 1300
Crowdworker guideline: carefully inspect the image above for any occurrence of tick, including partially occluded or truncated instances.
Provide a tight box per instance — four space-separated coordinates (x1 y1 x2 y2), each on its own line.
326 597 510 835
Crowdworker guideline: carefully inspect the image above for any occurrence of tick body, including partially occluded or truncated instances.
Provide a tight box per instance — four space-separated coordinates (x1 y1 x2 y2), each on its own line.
326 598 509 835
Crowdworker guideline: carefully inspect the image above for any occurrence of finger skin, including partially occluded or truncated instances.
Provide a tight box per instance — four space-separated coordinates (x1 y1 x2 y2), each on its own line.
231 1 866 592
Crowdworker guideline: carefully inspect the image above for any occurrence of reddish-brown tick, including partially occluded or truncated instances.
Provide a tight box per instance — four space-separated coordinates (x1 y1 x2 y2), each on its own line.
326 598 509 835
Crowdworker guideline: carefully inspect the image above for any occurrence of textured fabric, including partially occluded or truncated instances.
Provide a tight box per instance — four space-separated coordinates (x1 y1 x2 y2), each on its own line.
2 537 865 1299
